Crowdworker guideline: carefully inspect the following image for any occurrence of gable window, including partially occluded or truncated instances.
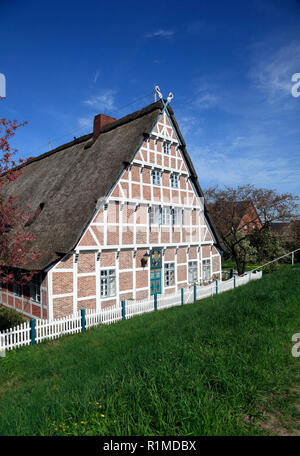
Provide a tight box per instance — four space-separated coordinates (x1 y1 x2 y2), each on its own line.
170 173 179 188
100 269 116 298
150 205 161 225
162 207 171 225
172 207 181 225
164 262 175 287
188 261 198 284
151 169 161 186
163 142 170 155
202 259 211 282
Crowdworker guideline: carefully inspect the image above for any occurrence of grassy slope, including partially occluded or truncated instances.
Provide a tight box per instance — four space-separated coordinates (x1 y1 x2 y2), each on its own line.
0 265 299 436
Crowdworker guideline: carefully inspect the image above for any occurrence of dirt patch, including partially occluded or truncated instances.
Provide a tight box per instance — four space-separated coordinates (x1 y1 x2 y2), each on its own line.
255 384 300 436
259 411 300 436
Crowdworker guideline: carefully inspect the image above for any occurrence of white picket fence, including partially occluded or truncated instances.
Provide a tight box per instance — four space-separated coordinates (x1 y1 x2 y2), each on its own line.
0 270 262 354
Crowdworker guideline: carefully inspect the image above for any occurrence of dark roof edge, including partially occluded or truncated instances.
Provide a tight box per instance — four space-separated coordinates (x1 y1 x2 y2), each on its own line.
166 104 223 250
9 100 165 173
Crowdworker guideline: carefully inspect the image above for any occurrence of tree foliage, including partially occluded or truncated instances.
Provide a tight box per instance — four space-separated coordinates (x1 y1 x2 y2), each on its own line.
0 118 38 284
204 184 299 274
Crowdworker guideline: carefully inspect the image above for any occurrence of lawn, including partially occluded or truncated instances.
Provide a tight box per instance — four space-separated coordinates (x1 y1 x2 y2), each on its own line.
0 265 299 436
222 260 262 271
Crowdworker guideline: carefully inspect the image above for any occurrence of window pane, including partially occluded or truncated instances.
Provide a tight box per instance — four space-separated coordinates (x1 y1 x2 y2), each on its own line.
188 262 198 283
165 263 175 286
109 276 116 296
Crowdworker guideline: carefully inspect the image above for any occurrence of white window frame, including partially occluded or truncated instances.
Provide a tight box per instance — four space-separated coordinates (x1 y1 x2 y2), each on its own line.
170 173 179 188
202 259 211 282
172 208 181 225
151 169 161 186
163 142 170 155
100 269 116 299
150 205 161 225
162 207 171 226
164 262 175 287
188 261 198 284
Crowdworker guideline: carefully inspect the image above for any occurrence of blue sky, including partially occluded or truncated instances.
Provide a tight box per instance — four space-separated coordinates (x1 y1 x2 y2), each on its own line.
1 0 300 201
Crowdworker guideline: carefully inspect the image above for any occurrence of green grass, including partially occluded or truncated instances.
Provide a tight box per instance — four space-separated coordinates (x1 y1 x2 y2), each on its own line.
0 265 299 436
222 260 263 271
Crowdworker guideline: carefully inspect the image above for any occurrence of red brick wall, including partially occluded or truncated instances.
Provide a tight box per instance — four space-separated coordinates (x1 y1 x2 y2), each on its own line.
0 272 48 320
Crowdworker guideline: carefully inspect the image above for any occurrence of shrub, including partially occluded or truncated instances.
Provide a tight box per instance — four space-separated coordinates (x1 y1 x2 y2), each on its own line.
263 261 279 274
0 304 26 331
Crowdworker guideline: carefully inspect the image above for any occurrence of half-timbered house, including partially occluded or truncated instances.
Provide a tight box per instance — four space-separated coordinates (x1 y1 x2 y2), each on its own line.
0 95 222 320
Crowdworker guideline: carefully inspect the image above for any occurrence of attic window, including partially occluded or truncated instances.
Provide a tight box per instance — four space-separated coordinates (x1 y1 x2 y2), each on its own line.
170 173 179 188
25 203 45 227
163 142 170 155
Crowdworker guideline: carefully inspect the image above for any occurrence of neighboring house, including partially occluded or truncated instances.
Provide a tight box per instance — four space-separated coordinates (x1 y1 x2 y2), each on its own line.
225 200 263 235
0 99 222 320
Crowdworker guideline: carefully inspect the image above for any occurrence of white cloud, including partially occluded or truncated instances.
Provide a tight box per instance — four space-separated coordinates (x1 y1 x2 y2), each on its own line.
144 29 174 39
194 92 219 110
190 80 221 110
190 135 300 194
93 70 100 84
250 41 300 103
83 89 117 112
78 117 92 130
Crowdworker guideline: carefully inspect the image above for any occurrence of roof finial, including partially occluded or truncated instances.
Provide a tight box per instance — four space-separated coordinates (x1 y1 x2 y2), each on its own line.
155 85 163 100
154 85 174 105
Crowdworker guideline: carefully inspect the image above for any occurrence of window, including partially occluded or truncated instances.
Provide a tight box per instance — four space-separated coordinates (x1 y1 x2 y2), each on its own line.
170 173 179 188
14 283 23 298
172 208 181 225
163 142 170 155
150 205 161 225
29 273 41 303
165 263 175 287
188 261 198 284
13 270 23 297
100 269 116 298
151 169 161 186
202 259 211 282
162 207 171 225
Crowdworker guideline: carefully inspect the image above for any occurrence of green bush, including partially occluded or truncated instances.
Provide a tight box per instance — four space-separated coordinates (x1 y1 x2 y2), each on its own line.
263 261 279 274
0 304 26 331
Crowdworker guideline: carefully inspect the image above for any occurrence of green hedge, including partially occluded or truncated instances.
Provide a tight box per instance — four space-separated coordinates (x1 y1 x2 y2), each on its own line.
0 304 27 331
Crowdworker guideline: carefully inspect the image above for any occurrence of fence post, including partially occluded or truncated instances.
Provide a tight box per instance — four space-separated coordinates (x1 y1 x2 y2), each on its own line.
81 308 86 332
30 318 36 346
194 284 196 302
234 276 236 288
216 280 218 294
181 288 184 305
154 293 157 311
121 300 126 320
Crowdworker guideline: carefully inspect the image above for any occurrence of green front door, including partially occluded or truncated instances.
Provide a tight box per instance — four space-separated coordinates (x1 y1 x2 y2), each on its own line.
150 270 162 295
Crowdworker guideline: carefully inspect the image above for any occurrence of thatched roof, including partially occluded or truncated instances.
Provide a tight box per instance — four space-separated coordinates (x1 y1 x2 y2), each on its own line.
1 100 221 270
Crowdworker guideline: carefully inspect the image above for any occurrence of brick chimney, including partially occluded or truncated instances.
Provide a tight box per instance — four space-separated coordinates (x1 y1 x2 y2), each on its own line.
93 114 116 138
